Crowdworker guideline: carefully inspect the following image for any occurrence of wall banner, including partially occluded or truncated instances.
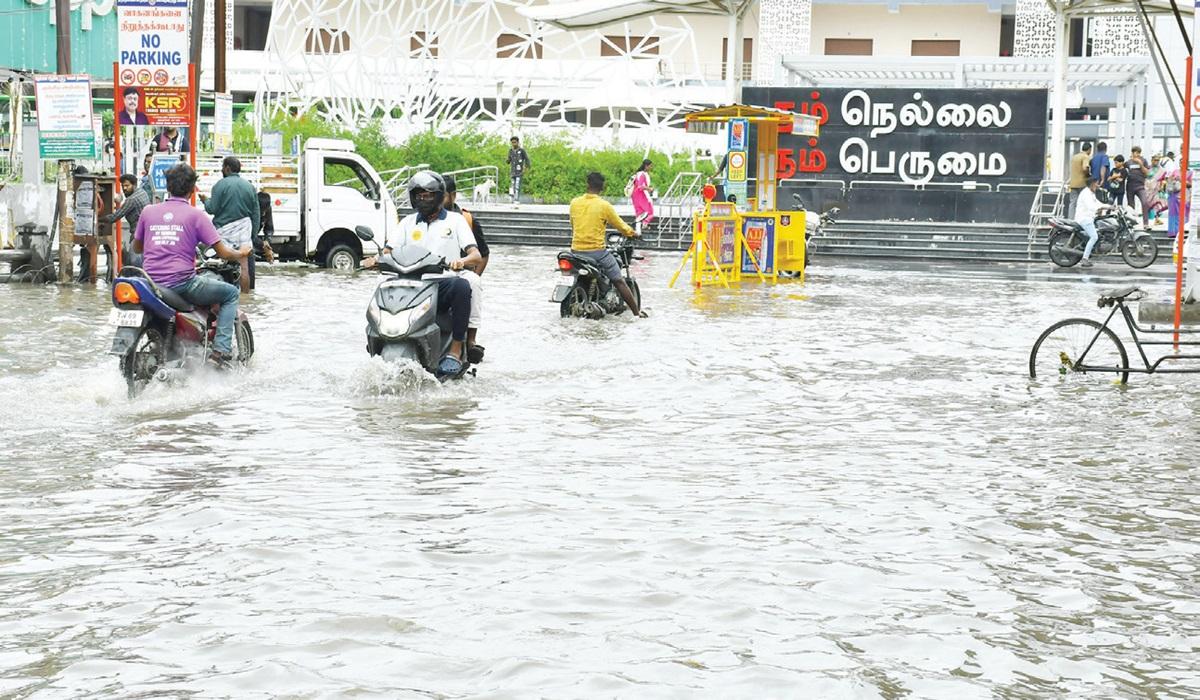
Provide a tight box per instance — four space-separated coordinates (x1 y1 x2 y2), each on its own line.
743 87 1049 185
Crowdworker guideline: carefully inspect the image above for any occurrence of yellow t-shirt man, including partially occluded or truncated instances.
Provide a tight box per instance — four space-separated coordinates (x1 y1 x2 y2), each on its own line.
570 193 634 251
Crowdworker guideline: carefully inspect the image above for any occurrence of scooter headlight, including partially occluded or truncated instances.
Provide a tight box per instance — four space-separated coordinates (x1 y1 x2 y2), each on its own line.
375 296 433 338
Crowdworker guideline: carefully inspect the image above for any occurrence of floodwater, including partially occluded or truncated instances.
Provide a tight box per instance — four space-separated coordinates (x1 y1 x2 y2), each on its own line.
1 249 1197 698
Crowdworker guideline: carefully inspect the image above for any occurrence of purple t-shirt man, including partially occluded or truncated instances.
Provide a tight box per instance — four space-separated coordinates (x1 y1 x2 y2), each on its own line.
134 197 220 287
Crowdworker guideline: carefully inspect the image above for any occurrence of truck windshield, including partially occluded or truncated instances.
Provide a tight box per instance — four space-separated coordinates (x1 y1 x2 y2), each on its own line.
324 159 379 201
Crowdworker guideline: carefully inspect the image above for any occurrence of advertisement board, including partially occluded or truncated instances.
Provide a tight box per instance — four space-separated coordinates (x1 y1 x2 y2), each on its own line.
116 85 190 127
727 150 748 182
214 93 233 153
34 75 96 159
742 87 1049 185
728 118 749 151
741 217 776 274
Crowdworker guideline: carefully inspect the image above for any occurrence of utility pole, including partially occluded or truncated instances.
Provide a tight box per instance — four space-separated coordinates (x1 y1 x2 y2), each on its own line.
54 0 74 283
189 0 206 141
215 0 226 94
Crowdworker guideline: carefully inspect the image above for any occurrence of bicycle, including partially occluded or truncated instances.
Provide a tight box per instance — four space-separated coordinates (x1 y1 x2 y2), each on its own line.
1029 286 1200 384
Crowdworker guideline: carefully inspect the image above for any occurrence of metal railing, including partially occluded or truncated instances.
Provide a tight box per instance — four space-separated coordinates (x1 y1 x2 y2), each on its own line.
653 171 704 247
377 163 431 203
442 165 500 205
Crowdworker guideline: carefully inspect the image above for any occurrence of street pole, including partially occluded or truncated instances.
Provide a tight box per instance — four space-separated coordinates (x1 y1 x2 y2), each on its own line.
189 0 206 145
54 0 73 284
726 1 742 105
1175 53 1192 344
215 0 226 94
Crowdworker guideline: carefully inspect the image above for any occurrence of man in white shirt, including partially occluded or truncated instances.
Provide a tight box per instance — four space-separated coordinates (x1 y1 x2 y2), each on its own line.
1074 177 1111 268
375 171 482 375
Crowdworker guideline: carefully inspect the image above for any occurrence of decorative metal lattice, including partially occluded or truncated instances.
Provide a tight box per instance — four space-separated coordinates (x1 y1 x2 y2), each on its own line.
1088 12 1147 57
758 0 811 85
254 0 762 145
1014 0 1057 58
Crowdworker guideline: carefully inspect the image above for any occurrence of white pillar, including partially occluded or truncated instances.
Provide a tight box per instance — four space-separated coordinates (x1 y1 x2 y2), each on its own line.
1115 85 1127 156
1050 2 1068 181
726 3 743 104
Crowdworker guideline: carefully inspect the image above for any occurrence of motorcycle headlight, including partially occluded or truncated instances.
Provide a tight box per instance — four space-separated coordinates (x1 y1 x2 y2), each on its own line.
376 296 433 338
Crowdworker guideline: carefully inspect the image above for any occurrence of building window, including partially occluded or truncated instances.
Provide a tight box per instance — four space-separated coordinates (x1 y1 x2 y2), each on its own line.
411 31 438 57
600 35 660 57
234 5 272 51
497 33 543 59
305 28 350 54
720 37 753 80
824 38 873 56
911 40 960 57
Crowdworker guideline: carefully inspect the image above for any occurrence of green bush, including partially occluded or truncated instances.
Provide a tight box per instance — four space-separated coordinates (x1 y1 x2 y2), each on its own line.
248 111 713 203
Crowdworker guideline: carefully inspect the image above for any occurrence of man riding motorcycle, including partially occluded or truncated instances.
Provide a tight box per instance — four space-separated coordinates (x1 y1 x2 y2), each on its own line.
366 170 481 376
132 163 252 365
569 171 646 318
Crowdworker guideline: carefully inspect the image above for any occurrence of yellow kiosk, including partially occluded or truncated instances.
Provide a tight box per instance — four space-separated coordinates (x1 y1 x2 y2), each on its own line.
670 104 820 288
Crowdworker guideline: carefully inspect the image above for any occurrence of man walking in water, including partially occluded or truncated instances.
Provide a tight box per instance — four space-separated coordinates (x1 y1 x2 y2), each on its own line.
199 156 260 292
569 172 646 318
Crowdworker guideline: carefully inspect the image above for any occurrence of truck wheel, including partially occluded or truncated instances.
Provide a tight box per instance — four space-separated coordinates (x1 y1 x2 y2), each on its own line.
325 244 359 271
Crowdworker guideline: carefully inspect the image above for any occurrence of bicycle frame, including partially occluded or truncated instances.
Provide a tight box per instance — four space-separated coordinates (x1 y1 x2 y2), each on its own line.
1082 300 1200 374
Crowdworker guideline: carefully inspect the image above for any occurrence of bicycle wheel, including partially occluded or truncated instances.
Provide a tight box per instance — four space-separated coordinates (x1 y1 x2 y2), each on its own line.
1121 235 1158 269
1029 318 1129 384
1048 231 1083 267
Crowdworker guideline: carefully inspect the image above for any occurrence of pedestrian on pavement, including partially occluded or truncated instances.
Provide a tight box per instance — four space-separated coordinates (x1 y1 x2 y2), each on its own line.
1069 142 1092 217
1158 153 1183 237
198 156 260 292
1090 141 1111 183
1126 146 1150 226
507 136 530 205
631 159 655 226
1104 155 1126 206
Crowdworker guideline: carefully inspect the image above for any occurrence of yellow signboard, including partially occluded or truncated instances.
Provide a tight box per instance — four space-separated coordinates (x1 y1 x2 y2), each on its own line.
728 150 748 182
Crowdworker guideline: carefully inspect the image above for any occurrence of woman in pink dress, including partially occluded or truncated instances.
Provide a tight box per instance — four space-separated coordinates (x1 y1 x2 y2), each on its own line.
631 159 655 226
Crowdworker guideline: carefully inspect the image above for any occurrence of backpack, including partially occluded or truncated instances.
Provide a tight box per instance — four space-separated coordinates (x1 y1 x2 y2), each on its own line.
624 173 636 197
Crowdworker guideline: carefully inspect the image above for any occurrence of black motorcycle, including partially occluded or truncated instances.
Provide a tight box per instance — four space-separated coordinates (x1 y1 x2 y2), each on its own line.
1047 208 1158 269
551 230 643 319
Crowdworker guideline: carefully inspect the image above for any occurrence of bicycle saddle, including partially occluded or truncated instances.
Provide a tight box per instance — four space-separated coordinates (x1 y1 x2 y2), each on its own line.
1098 286 1142 307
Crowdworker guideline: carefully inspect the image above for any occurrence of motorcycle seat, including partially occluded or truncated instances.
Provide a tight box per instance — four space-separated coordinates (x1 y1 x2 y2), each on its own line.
155 285 194 312
1049 217 1082 231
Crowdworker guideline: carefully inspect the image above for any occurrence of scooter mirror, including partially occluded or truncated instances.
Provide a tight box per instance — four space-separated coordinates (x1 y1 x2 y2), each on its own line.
354 226 375 242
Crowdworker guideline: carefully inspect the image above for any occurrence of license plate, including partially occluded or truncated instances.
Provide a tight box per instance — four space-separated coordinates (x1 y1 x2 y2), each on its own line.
557 273 576 286
109 308 144 327
550 275 577 303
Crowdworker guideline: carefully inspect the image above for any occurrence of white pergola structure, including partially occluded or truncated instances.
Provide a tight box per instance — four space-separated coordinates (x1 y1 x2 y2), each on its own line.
1041 0 1191 180
778 55 1155 167
516 0 759 103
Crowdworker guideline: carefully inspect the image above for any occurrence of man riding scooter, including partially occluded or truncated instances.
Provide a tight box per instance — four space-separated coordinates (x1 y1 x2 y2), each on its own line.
365 170 481 376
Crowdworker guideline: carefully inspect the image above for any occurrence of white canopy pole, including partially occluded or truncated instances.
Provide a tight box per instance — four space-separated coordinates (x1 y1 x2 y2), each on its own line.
726 1 742 103
1050 1 1068 182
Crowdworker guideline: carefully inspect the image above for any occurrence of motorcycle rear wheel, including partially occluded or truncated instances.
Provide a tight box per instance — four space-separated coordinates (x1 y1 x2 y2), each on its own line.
1048 231 1083 267
1121 235 1158 269
123 326 166 398
628 279 642 313
561 285 589 318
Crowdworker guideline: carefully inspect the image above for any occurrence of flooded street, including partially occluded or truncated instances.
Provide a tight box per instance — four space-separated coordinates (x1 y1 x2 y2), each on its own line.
1 248 1197 697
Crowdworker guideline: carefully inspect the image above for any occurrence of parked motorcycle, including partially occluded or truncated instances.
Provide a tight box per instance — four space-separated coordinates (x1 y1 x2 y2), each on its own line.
784 193 841 275
551 214 646 318
356 226 472 381
1047 207 1158 269
109 256 254 397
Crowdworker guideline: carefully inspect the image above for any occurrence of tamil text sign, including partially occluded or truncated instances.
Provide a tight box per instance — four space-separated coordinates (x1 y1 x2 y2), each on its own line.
742 87 1049 185
34 75 96 159
118 0 189 88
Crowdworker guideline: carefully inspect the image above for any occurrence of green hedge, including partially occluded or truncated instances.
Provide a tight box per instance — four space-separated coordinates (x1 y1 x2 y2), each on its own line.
237 111 713 203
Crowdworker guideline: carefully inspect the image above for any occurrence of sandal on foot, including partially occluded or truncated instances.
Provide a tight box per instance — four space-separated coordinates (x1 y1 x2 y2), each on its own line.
436 354 464 377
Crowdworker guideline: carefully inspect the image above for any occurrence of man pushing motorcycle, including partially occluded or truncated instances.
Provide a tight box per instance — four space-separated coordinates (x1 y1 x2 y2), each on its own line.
365 170 481 376
133 163 252 365
569 172 646 317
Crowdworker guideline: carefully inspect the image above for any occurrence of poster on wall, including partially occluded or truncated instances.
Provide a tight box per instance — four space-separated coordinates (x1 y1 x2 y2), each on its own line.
214 93 233 153
742 87 1049 185
741 217 776 274
705 219 736 265
34 75 96 159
